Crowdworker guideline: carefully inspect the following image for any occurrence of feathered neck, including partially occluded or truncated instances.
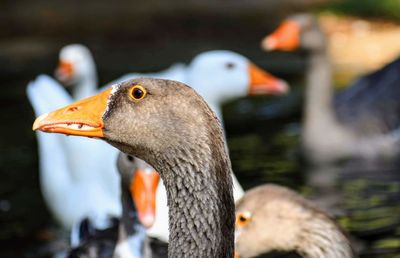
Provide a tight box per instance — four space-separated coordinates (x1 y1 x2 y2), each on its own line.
147 118 235 257
73 65 98 100
297 214 355 258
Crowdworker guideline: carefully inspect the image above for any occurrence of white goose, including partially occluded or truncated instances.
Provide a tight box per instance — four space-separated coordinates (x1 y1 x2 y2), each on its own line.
27 74 121 230
28 45 121 230
27 46 288 240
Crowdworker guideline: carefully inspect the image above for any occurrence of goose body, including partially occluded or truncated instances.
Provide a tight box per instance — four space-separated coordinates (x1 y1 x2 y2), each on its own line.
263 14 400 164
68 216 120 258
33 78 236 257
234 184 355 258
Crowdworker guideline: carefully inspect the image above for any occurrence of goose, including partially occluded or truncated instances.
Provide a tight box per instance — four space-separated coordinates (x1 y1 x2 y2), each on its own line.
112 50 289 119
27 75 121 229
69 152 160 258
114 153 159 258
33 78 236 257
262 14 400 164
234 184 355 258
29 47 288 238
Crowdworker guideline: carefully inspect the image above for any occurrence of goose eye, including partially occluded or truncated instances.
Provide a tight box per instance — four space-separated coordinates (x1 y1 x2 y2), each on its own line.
129 85 147 101
126 155 134 162
236 211 252 227
225 62 235 69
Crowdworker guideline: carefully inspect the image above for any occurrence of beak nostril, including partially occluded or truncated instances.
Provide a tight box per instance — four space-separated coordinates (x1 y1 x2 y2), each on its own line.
68 106 80 112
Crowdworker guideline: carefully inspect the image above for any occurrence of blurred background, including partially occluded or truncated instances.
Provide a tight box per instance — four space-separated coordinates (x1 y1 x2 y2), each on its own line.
1 0 400 257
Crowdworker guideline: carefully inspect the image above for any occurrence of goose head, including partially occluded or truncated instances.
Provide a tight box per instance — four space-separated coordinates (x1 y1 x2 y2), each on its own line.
187 50 289 105
33 78 223 165
117 153 159 229
234 184 354 258
261 14 325 52
33 78 235 257
55 44 97 86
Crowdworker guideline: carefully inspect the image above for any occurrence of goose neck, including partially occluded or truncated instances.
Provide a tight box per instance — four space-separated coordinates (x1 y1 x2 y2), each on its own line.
298 216 354 258
151 139 235 257
74 71 98 100
303 48 338 130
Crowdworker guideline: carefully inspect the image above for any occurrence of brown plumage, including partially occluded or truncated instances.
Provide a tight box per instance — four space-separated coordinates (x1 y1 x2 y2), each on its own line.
235 184 355 258
33 78 235 258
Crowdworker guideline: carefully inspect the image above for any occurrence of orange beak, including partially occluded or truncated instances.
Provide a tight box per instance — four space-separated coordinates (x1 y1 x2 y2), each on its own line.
32 88 112 138
234 252 240 258
248 64 289 95
55 60 74 81
261 20 301 51
131 168 160 228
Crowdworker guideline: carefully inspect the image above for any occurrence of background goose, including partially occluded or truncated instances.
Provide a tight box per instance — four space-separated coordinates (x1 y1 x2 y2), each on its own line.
27 75 121 229
33 78 237 257
113 50 289 119
69 152 161 258
262 14 400 164
114 153 161 258
234 184 355 258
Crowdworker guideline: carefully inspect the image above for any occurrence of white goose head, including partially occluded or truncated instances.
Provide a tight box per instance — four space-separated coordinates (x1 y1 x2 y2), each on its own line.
55 44 97 87
187 50 289 107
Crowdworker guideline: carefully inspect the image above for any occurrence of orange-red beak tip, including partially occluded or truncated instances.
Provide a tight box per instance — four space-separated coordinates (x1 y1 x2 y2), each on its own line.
261 36 277 51
275 80 290 94
139 213 156 229
248 63 290 96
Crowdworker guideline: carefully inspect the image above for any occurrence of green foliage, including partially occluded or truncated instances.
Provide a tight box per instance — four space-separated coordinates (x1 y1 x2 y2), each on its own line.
325 0 400 20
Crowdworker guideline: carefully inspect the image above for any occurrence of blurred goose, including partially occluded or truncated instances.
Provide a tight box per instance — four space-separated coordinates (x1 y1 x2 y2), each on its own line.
33 78 237 257
69 152 160 258
27 75 121 229
262 14 400 164
114 153 160 258
113 50 289 118
234 184 355 258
